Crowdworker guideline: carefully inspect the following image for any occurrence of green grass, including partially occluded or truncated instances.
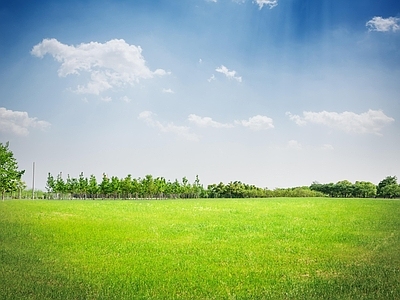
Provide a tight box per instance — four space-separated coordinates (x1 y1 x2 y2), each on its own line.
1 198 399 299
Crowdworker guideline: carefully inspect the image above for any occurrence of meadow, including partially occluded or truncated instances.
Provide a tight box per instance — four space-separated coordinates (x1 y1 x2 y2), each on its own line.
1 198 399 299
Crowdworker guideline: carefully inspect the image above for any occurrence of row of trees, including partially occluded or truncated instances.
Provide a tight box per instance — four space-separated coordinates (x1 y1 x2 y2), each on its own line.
44 172 326 200
45 172 400 200
46 173 206 200
1 141 399 200
310 176 400 198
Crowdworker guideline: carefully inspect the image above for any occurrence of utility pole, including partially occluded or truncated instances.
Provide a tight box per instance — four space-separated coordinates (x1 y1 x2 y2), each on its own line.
32 162 35 199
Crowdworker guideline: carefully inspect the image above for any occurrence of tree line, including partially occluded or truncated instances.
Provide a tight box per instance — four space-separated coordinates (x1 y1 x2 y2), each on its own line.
1 142 400 200
310 176 400 199
43 172 400 200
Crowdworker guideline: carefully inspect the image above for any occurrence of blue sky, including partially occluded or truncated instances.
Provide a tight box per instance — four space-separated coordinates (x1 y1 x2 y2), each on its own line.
1 0 400 190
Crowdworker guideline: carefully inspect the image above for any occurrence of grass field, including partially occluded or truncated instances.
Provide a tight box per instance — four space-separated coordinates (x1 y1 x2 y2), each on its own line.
1 198 399 299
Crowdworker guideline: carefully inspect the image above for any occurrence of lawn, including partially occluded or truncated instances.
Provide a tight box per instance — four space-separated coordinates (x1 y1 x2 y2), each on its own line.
1 198 399 299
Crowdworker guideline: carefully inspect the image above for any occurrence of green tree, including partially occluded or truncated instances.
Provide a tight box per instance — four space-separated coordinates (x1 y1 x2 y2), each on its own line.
352 181 377 198
121 174 133 199
87 174 99 199
110 176 121 199
381 184 400 198
377 176 398 198
78 172 88 199
46 172 56 198
99 173 111 199
0 142 25 200
55 172 66 199
335 180 353 198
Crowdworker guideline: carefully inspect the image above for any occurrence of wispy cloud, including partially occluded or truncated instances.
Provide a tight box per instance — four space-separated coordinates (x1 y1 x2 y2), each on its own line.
101 96 112 102
207 74 216 82
285 112 306 126
287 110 394 135
162 88 174 94
31 38 169 95
121 96 131 103
138 111 199 142
215 65 242 82
189 114 274 131
287 140 302 150
188 114 234 128
0 107 50 136
321 144 334 151
235 115 274 130
254 0 278 10
366 16 400 32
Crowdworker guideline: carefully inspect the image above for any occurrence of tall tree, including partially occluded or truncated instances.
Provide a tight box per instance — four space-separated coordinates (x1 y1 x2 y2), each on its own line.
87 174 98 199
377 176 398 198
0 142 25 200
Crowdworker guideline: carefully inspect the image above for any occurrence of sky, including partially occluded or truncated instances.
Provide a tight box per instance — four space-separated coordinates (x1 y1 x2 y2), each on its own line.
1 0 400 190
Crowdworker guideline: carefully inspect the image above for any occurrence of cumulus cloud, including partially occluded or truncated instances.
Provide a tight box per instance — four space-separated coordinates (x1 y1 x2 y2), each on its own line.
366 16 400 32
188 114 234 129
235 115 274 130
215 65 242 82
31 38 169 95
254 0 278 10
138 111 199 142
0 107 50 136
287 109 394 135
207 74 216 82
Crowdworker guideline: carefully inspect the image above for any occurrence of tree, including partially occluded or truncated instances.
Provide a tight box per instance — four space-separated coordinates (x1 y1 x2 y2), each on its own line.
55 172 66 199
99 173 111 199
87 174 98 199
381 184 400 198
78 172 88 199
352 181 376 198
0 142 25 200
377 176 398 198
46 173 56 198
335 180 353 198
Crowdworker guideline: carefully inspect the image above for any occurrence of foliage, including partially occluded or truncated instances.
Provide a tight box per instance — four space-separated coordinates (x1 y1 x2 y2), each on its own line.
0 142 25 200
377 176 400 198
43 172 400 200
311 180 378 198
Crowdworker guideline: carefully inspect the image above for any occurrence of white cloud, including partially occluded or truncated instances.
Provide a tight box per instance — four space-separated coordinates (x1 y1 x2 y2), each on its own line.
235 115 274 130
121 96 131 103
188 114 234 129
321 144 334 151
101 96 112 102
286 111 306 126
287 109 394 135
138 111 199 142
162 88 174 94
215 65 242 82
366 16 400 32
0 107 50 136
254 0 278 10
287 140 302 150
31 38 169 95
207 74 216 82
